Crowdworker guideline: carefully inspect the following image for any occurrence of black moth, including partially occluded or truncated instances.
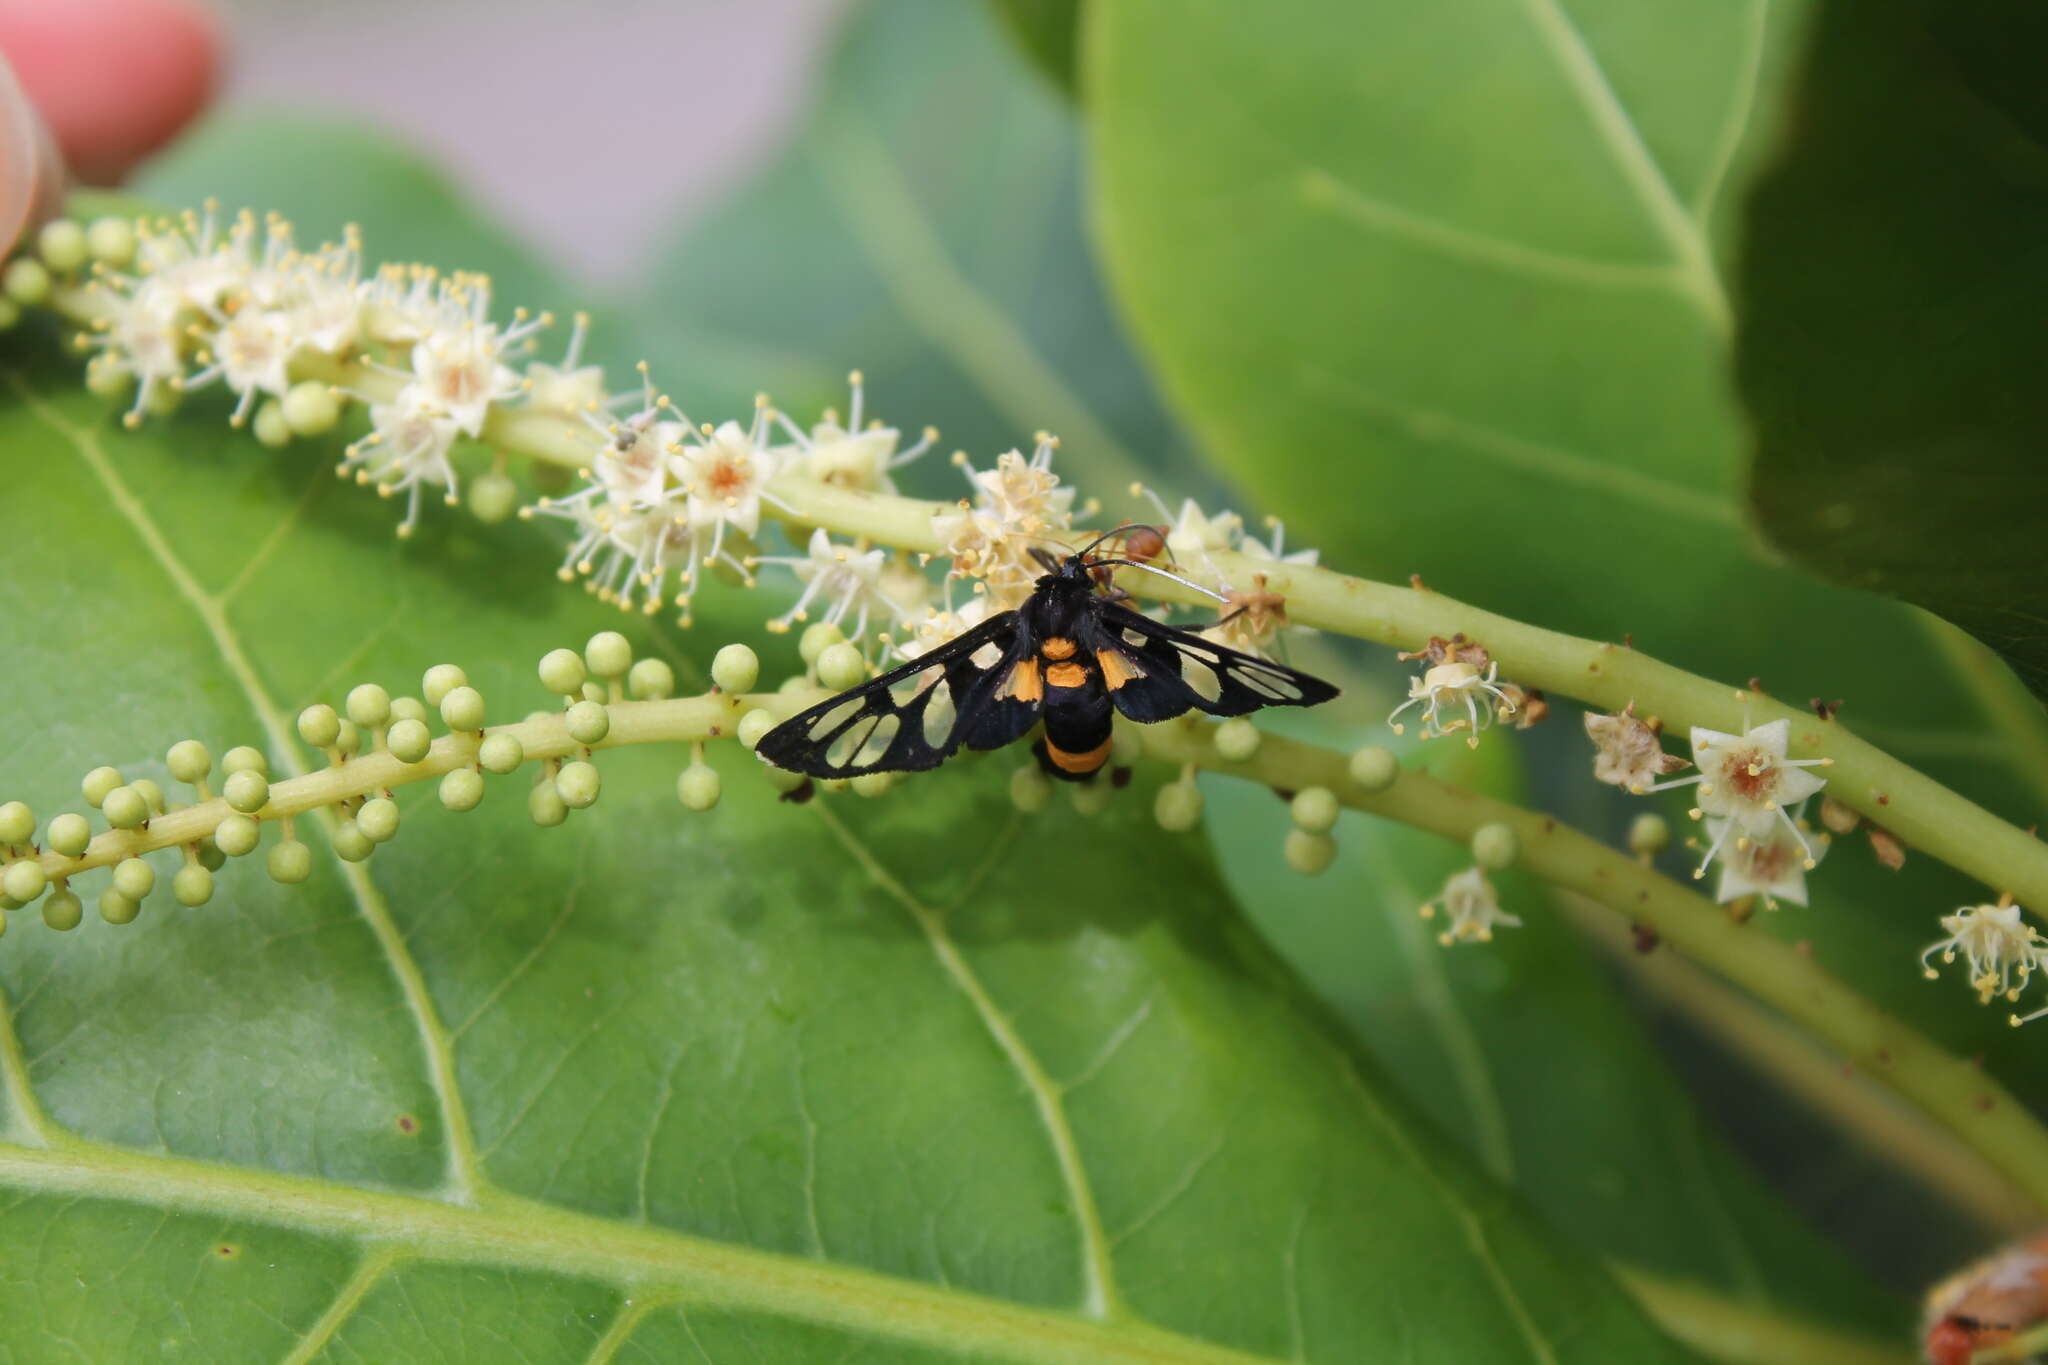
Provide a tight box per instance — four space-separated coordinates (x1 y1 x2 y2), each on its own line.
756 536 1339 783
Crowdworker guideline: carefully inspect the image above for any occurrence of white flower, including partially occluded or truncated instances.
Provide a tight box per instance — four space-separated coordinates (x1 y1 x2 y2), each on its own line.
892 596 1000 667
408 310 534 437
672 399 786 540
1921 900 2048 1023
1584 704 1688 793
1703 815 1828 907
1652 719 1831 847
184 306 296 423
89 292 187 426
933 436 1076 608
1133 485 1243 587
772 371 935 493
342 386 462 537
1388 638 1520 748
1420 867 1521 946
754 528 907 641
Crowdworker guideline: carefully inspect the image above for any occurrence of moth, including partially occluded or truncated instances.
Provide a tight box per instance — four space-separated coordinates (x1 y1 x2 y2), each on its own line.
756 531 1339 782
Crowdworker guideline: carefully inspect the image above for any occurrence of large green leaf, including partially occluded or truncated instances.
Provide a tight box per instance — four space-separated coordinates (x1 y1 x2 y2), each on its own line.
1736 0 2048 701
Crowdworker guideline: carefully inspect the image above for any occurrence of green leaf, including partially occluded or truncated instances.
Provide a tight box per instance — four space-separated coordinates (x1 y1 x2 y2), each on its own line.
991 0 1084 96
1735 0 2048 701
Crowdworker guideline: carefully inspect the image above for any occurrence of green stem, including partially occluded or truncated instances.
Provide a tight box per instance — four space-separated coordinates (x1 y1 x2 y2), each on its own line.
1612 1266 1913 1365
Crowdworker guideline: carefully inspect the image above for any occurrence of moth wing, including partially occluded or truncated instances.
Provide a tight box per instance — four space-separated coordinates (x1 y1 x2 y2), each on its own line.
1092 601 1339 719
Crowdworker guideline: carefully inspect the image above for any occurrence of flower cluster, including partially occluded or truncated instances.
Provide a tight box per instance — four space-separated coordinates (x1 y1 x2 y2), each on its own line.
1388 636 1526 748
933 435 1080 608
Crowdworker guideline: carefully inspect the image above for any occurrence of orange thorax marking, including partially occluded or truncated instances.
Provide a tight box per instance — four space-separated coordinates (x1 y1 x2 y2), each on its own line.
1041 636 1078 660
1045 735 1112 773
1045 660 1090 689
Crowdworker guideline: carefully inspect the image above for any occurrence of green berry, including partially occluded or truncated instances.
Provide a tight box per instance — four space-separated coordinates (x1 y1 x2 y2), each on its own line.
1348 745 1400 792
528 783 568 827
564 700 610 745
386 717 432 763
1290 786 1340 835
440 685 486 732
0 800 34 845
222 769 270 814
439 768 485 812
357 797 400 843
851 772 894 798
1629 813 1671 857
222 746 268 776
585 630 632 679
816 642 867 691
478 733 525 774
197 839 226 872
346 683 392 728
676 764 721 811
281 379 342 436
389 696 429 726
1471 822 1520 870
215 813 261 858
3 257 51 305
98 888 140 925
467 471 519 524
331 819 373 862
1213 718 1261 762
538 647 586 696
37 219 88 272
555 761 601 809
628 657 675 701
711 643 760 694
737 709 777 750
112 857 154 899
268 841 312 884
1009 764 1051 813
2 860 47 903
421 663 467 707
798 622 844 667
1154 781 1205 832
102 786 148 830
1070 779 1113 817
166 739 212 784
172 864 214 907
81 766 123 808
252 400 292 448
1284 829 1338 876
129 779 164 813
86 215 137 267
46 812 91 857
333 720 362 756
762 763 809 794
298 703 341 748
42 888 83 931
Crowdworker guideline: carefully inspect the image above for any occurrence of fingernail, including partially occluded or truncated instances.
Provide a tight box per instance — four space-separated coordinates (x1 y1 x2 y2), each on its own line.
0 49 64 257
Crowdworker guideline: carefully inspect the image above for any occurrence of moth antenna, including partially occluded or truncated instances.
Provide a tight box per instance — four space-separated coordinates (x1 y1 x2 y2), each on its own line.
1089 557 1231 605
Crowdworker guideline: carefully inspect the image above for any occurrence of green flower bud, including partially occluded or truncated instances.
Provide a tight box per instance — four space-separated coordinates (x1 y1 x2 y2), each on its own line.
467 471 519 524
222 769 270 814
221 745 268 776
281 379 342 436
737 709 777 750
585 631 632 679
197 838 226 872
1070 779 1113 817
1213 718 1261 762
333 719 362 756
439 768 485 812
528 783 568 827
172 863 214 907
1348 745 1400 792
252 400 292 448
677 763 721 811
439 685 486 732
1155 780 1205 832
762 763 809 795
1009 764 1051 813
102 786 149 830
711 643 760 694
47 812 92 857
129 779 165 813
112 857 154 900
298 703 340 748
421 663 467 707
98 888 140 925
478 732 525 774
538 647 586 696
2 860 48 903
628 657 675 701
1284 829 1338 877
389 695 429 726
556 761 601 809
166 739 212 784
346 683 392 729
86 215 137 268
1629 813 1671 857
268 840 312 884
3 257 51 305
331 819 373 862
357 797 400 843
81 766 124 808
1471 822 1520 870
43 887 83 931
215 813 261 858
816 642 867 691
386 717 432 763
1290 786 1340 835
564 700 610 745
798 622 844 667
0 800 34 845
37 219 88 272
851 772 894 798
